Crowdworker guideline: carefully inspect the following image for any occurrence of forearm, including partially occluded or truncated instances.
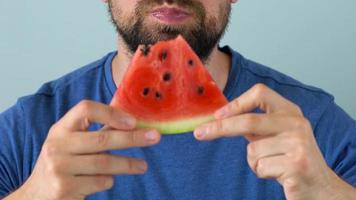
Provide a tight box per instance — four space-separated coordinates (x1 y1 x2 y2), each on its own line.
320 172 356 200
4 191 22 200
3 186 32 200
4 190 26 200
3 180 36 200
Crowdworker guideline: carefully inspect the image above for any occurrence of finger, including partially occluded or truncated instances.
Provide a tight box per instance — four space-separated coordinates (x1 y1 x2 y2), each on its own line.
254 156 313 195
252 155 288 179
244 134 269 142
57 100 136 132
74 175 114 196
68 154 148 175
194 113 305 140
246 135 293 170
214 84 302 119
67 129 160 154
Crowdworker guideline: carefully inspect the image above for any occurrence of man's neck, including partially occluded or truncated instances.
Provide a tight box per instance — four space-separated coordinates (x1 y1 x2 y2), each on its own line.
112 38 231 91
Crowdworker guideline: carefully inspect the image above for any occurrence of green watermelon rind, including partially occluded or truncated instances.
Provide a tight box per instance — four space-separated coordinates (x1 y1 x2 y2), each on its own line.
137 115 215 135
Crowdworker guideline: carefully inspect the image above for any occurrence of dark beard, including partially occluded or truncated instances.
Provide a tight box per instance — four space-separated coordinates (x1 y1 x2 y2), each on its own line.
108 0 231 62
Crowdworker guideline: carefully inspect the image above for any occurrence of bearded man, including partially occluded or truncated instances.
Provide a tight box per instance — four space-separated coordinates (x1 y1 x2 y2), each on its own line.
1 0 356 199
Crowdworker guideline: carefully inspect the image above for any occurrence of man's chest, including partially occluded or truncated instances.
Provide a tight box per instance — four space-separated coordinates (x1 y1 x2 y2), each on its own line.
86 136 285 200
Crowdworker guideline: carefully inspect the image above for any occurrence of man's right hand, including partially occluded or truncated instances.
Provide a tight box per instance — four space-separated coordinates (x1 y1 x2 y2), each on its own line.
5 100 161 200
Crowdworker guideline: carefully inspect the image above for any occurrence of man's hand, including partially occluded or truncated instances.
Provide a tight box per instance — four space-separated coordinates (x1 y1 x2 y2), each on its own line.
5 100 160 200
194 84 355 200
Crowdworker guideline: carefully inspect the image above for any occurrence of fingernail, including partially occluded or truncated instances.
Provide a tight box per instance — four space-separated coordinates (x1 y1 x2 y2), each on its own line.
195 126 209 139
136 161 148 172
145 130 158 142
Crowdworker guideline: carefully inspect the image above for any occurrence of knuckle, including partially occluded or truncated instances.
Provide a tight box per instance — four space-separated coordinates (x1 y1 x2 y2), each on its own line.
129 130 140 146
293 104 304 116
52 177 68 199
253 84 268 98
295 141 308 156
247 142 257 157
293 152 309 174
96 176 114 190
293 117 310 131
104 177 114 189
42 142 59 159
107 106 116 123
283 177 300 193
289 137 308 162
94 155 112 172
247 143 258 171
246 156 255 172
290 133 309 151
95 132 110 148
242 115 258 131
41 143 65 176
254 83 267 91
126 158 136 172
77 100 93 116
256 159 266 178
289 134 303 147
49 124 59 134
46 158 63 176
213 120 225 135
230 99 240 110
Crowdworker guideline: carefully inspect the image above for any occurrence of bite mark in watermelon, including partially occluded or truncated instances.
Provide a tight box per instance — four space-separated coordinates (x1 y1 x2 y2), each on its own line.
111 35 228 134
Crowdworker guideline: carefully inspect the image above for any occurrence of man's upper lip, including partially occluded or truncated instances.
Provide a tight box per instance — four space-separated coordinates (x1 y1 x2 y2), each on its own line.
151 7 190 16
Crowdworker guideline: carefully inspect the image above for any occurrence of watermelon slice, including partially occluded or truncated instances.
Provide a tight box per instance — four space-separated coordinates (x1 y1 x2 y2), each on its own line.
111 35 228 134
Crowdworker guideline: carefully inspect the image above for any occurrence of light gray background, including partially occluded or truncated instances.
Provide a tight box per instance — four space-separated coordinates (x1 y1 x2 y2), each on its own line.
1 1 355 118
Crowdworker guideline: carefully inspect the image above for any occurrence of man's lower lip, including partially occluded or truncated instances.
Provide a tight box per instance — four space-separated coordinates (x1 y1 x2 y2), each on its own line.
151 9 191 24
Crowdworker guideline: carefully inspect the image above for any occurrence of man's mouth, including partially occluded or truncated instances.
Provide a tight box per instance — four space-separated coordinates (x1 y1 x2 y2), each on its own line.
151 7 191 24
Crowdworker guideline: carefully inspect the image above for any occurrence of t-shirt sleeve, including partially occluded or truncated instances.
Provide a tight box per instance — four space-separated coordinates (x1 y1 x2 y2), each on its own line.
0 101 26 198
314 100 356 187
335 125 356 187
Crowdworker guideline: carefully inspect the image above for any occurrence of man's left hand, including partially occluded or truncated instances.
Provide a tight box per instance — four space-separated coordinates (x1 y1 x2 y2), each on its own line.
194 83 355 200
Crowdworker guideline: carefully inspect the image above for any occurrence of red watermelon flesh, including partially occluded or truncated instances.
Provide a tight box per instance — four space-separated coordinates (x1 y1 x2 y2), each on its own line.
111 35 228 134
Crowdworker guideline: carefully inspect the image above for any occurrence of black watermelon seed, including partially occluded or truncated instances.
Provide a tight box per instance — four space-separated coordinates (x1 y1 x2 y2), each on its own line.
155 91 162 100
160 51 168 61
141 45 151 56
197 86 205 96
163 72 172 81
188 59 194 66
142 88 150 96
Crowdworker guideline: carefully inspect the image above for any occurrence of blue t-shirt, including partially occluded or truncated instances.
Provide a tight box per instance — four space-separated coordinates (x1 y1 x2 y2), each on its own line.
1 47 355 199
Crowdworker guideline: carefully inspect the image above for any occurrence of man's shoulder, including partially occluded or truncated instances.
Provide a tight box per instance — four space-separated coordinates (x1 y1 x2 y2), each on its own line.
14 51 116 120
34 52 115 97
241 55 332 100
231 49 335 126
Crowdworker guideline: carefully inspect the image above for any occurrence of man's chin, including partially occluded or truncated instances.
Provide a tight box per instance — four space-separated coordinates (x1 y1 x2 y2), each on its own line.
154 33 181 41
142 26 191 43
144 19 197 34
